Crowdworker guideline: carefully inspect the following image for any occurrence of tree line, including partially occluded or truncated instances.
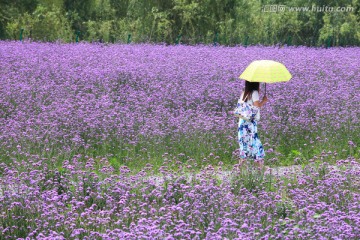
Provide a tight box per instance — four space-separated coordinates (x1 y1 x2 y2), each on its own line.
1 0 359 46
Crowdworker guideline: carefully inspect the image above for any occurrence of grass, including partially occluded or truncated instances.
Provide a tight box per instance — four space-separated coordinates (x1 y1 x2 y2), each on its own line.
0 123 358 177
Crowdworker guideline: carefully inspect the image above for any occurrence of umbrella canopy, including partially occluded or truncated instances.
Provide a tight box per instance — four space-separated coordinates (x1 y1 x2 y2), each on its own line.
239 60 292 83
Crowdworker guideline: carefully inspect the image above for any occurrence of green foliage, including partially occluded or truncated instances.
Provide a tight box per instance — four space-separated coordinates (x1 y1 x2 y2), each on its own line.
319 11 360 46
0 0 38 38
230 164 275 195
1 0 359 45
276 200 296 219
63 0 95 31
5 4 73 42
109 156 121 171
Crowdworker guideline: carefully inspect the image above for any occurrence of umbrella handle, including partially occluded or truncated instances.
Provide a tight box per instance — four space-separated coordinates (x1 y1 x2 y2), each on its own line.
264 83 266 96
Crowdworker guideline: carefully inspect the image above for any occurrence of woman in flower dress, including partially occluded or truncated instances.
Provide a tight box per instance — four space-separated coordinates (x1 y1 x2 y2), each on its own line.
238 81 268 169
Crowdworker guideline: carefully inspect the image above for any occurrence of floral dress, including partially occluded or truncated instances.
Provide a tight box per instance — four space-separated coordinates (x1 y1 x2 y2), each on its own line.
237 91 265 161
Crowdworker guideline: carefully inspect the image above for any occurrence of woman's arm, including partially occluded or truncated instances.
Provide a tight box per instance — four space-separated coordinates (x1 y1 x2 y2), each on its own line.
253 95 268 108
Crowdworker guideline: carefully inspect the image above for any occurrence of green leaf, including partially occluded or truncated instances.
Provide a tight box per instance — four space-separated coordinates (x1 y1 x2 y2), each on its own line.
291 149 301 155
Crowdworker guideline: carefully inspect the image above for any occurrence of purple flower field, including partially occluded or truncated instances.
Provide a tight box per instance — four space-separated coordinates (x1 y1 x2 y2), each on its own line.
0 41 359 238
1 157 360 239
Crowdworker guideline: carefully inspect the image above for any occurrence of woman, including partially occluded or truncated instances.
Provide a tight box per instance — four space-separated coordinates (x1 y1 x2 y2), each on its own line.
238 81 268 169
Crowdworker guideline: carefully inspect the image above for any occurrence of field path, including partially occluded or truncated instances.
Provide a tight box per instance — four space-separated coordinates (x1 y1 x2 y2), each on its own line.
146 165 309 186
2 165 359 197
145 163 360 186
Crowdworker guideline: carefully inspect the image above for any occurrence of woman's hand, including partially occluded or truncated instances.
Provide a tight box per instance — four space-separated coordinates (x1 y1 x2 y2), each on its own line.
253 95 268 108
262 95 268 103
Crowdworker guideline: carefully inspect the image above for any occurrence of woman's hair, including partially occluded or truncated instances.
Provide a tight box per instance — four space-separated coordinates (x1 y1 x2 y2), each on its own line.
242 81 259 101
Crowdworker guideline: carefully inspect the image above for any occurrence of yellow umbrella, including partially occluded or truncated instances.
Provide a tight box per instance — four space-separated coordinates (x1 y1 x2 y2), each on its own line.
239 60 292 94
